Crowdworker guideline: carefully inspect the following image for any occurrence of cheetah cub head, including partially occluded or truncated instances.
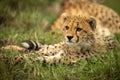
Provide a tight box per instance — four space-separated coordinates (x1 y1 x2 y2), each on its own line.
61 13 96 48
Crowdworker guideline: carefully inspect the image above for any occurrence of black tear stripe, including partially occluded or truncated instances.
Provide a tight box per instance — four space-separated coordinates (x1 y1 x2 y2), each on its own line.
76 32 79 43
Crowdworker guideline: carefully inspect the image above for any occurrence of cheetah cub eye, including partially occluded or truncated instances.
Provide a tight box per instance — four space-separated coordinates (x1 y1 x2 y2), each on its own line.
65 26 69 30
76 27 82 32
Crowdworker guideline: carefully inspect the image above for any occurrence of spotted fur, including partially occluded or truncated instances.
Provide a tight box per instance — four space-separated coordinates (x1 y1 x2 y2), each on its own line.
2 0 120 65
3 16 117 64
51 0 120 34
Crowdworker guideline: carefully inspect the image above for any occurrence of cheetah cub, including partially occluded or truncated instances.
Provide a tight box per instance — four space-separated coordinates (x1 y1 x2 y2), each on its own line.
3 14 118 64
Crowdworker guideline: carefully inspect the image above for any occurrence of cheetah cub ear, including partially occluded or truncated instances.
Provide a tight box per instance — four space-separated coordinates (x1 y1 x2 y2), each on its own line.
61 13 68 21
87 17 96 31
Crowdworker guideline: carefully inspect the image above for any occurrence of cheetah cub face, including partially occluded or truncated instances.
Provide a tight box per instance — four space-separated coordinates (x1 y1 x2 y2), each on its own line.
61 13 96 48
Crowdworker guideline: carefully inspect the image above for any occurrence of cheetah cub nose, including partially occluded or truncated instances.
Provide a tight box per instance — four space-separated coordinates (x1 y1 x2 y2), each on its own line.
67 36 73 41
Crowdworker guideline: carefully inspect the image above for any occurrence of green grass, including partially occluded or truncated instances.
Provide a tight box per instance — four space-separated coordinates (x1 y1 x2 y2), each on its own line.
0 0 120 80
1 48 120 80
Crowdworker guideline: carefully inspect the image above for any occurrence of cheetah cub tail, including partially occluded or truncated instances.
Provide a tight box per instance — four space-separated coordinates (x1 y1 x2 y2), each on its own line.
20 40 43 50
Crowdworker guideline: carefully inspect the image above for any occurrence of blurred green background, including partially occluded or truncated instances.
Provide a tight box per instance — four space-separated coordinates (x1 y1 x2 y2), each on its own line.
0 0 120 46
103 0 120 14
